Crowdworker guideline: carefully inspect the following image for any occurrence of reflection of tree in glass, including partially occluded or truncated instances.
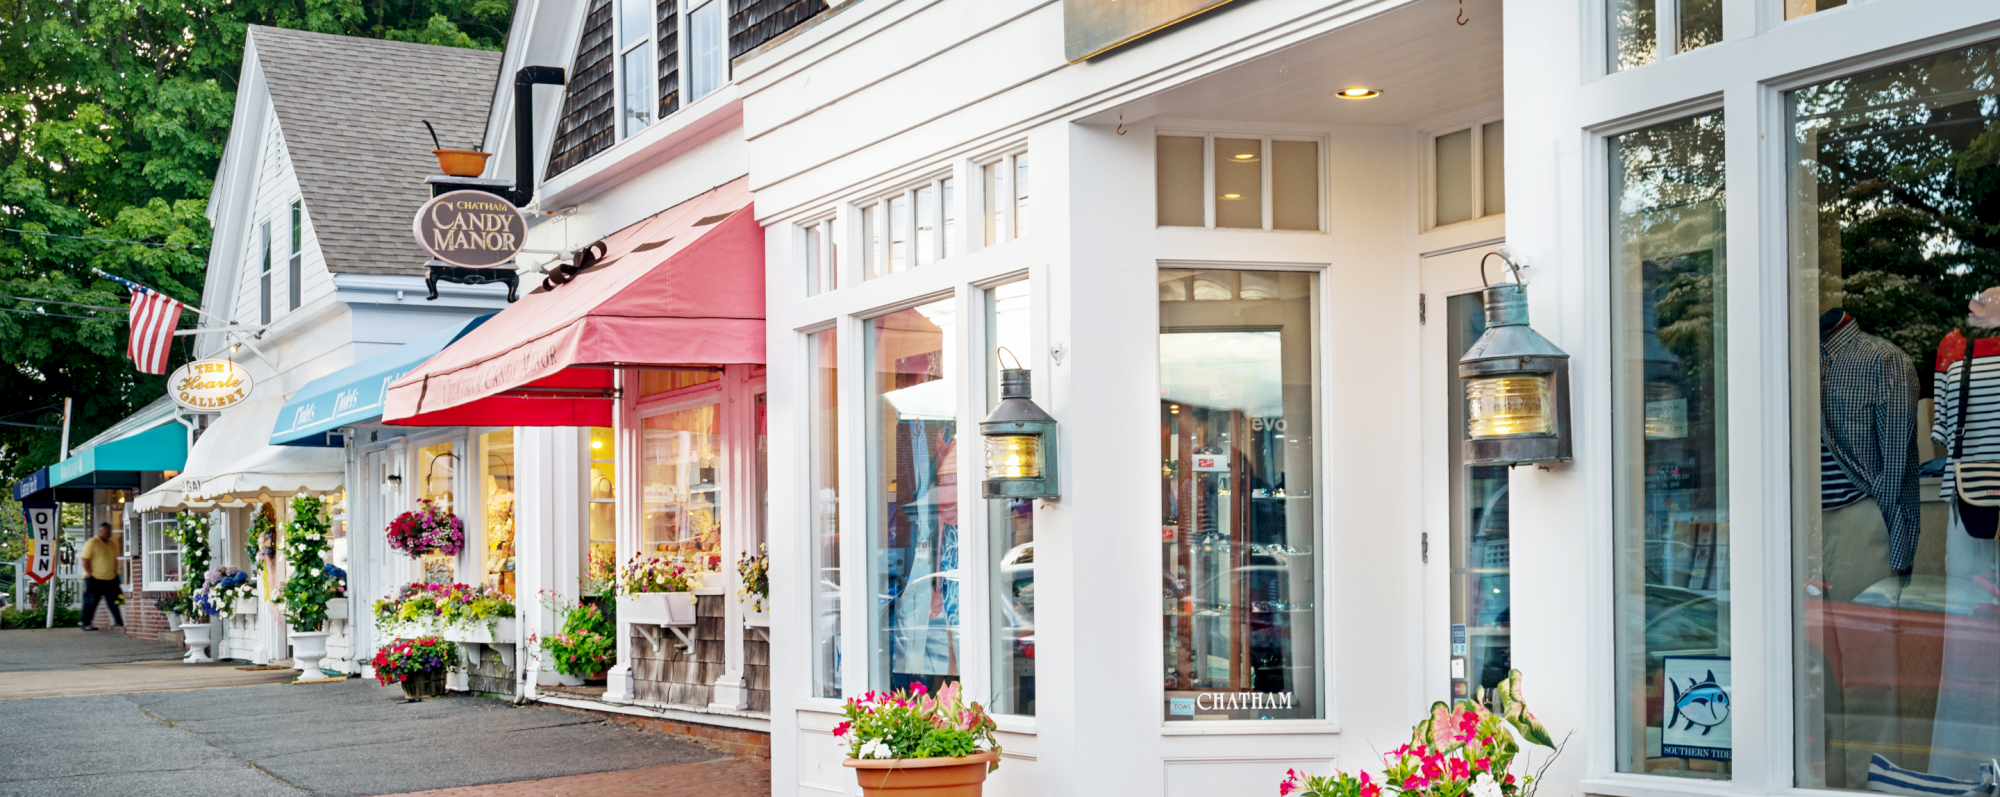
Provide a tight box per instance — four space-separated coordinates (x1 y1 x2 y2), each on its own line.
1617 113 1727 396
1795 43 2000 375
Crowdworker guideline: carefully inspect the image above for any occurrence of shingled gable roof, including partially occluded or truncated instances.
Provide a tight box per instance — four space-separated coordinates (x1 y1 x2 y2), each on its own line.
250 26 503 276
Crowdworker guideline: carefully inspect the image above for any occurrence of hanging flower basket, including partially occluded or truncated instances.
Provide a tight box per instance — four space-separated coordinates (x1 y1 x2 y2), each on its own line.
386 500 466 558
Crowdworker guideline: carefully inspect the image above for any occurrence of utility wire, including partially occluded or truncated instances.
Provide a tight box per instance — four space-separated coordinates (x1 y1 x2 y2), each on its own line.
0 294 122 312
2 226 206 249
0 306 105 321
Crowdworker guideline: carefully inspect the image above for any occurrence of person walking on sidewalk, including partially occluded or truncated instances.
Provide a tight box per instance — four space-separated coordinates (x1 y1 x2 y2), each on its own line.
79 523 124 632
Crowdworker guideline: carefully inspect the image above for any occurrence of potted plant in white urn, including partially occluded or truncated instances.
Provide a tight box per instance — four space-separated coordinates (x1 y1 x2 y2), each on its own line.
277 495 339 681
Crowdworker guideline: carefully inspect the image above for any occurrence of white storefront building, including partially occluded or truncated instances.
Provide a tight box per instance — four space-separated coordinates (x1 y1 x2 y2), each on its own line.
156 1 2000 795
733 0 2000 794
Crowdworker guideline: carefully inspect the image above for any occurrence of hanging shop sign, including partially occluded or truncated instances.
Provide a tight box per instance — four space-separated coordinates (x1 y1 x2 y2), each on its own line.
24 500 57 584
1063 0 1242 62
169 359 254 412
414 189 527 268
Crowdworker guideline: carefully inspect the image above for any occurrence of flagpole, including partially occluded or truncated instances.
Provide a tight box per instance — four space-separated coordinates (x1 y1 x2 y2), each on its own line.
90 268 273 366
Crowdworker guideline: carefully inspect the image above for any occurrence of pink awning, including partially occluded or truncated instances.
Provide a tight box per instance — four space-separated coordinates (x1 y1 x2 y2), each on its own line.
383 178 762 427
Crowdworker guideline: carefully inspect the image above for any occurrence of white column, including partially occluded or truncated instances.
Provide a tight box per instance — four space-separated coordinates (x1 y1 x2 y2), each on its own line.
605 370 640 702
711 364 751 710
517 425 584 697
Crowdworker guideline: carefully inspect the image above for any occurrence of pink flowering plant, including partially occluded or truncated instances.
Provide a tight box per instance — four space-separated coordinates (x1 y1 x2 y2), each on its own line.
386 499 465 557
1280 670 1565 797
620 553 701 594
833 682 1002 771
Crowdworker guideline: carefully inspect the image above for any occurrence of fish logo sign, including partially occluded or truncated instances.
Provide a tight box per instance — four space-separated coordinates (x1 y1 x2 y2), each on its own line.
1668 670 1731 735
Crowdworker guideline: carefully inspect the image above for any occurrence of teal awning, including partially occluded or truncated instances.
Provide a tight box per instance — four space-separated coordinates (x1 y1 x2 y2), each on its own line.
271 313 493 446
50 421 189 489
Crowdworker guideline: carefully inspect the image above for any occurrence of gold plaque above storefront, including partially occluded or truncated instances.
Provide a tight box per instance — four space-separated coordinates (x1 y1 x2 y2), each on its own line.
1064 0 1240 62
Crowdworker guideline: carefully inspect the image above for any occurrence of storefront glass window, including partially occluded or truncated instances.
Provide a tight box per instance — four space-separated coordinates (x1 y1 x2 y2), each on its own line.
639 368 719 397
868 297 960 692
588 426 617 578
917 183 938 267
810 329 842 698
481 430 516 597
419 440 458 584
1448 291 1511 703
988 280 1036 716
642 405 723 569
1159 268 1321 722
1788 41 2000 792
1608 0 1719 73
1610 110 1729 777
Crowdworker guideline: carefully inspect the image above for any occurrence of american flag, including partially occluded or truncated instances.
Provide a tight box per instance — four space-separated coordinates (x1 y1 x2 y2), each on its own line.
94 269 184 375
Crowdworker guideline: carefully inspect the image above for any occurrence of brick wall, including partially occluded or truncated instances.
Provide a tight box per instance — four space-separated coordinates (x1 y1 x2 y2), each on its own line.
77 551 177 641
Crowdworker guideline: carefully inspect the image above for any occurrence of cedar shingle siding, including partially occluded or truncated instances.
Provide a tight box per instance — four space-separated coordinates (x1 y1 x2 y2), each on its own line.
729 0 819 60
547 0 617 178
657 0 681 120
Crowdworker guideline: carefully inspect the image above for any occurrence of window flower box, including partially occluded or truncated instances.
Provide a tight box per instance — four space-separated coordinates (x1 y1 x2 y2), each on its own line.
326 597 350 621
619 592 697 626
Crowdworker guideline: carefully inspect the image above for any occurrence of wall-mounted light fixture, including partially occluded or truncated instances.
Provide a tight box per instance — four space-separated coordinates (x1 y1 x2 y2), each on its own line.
980 358 1059 500
1459 251 1572 467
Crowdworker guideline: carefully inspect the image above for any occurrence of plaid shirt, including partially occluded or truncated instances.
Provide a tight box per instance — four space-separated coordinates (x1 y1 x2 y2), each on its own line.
1821 318 1922 573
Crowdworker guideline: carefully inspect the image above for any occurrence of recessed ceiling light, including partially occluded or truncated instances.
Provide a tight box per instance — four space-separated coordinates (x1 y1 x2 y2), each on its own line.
1231 153 1259 162
1337 87 1382 99
1220 193 1243 200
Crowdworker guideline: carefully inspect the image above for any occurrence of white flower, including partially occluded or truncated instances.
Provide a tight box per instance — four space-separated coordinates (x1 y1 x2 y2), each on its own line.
1470 773 1503 797
859 740 893 759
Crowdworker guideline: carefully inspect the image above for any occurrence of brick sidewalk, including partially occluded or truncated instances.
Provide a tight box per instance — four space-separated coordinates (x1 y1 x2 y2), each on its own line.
380 757 770 797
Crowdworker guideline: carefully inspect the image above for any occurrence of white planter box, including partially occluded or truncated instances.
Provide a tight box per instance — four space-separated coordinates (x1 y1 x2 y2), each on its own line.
619 592 698 626
228 597 260 617
326 597 350 621
743 601 770 628
381 617 518 645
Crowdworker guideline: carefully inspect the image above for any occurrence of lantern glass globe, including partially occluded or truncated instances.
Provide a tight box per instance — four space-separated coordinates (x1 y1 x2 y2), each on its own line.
1465 375 1552 437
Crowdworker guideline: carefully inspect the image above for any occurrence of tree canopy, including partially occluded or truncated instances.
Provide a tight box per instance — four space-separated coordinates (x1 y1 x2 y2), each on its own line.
0 0 509 480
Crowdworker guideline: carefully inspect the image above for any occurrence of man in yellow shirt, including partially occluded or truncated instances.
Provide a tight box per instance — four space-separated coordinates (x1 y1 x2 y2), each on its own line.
79 522 123 631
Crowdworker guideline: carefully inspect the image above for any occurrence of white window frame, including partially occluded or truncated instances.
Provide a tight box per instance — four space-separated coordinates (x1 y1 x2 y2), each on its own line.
978 151 1029 245
615 0 656 138
142 512 184 591
685 0 727 104
1153 130 1327 233
855 173 957 282
1421 115 1506 232
800 215 837 296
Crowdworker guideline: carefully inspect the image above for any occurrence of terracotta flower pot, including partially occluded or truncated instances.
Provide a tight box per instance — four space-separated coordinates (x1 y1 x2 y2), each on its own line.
844 750 998 797
433 149 491 177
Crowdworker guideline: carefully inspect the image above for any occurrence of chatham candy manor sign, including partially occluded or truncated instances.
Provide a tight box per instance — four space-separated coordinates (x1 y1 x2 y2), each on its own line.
169 358 254 412
414 189 528 268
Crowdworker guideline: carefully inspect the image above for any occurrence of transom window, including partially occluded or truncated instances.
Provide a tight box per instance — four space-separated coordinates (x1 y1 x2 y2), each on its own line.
1156 132 1322 232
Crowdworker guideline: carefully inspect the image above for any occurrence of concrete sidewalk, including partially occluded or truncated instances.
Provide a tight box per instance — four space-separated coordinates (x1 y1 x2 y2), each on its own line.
0 628 294 700
0 679 734 797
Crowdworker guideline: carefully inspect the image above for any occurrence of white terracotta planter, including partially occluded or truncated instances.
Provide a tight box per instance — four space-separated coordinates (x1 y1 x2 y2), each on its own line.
166 612 183 631
181 621 215 663
289 630 333 680
619 592 698 626
326 597 350 621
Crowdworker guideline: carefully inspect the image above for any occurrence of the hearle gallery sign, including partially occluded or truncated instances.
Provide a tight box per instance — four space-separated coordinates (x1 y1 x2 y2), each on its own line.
169 358 254 412
414 189 527 268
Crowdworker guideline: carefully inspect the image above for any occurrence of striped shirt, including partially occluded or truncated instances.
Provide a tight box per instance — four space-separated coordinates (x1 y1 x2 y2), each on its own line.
1822 440 1867 509
1931 331 2000 502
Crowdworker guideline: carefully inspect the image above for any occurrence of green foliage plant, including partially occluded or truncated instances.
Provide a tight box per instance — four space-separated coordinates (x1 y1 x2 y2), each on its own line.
276 496 336 632
531 591 616 678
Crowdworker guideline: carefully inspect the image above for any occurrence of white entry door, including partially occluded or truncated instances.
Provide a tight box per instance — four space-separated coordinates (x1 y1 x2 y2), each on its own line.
1420 241 1512 706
